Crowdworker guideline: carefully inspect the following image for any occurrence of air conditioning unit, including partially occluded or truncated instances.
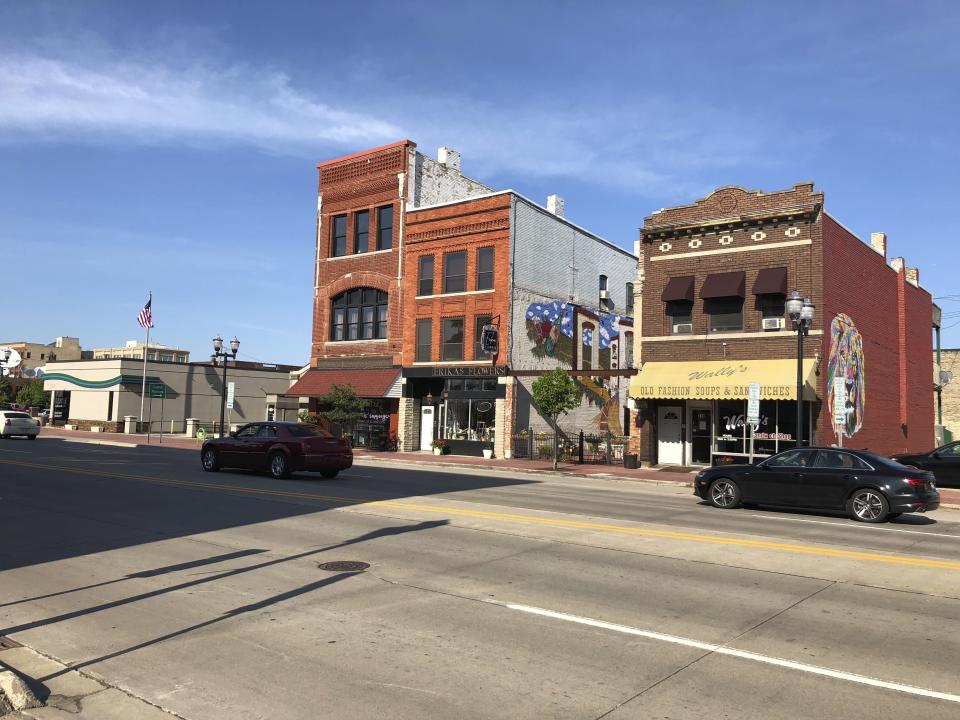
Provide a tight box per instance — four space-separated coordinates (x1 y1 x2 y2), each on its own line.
599 289 610 301
673 323 693 334
762 317 785 331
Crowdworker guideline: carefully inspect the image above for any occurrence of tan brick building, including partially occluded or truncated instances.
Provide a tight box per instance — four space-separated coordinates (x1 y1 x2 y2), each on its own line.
936 348 960 442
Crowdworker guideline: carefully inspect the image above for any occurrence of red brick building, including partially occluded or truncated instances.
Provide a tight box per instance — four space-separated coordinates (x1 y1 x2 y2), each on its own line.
286 141 492 449
629 183 934 466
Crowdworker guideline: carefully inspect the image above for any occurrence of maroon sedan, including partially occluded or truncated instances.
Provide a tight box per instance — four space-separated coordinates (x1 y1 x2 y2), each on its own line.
200 422 353 479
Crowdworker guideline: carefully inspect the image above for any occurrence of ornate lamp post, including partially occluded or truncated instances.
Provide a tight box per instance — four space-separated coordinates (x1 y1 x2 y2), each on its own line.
212 335 240 438
786 291 815 447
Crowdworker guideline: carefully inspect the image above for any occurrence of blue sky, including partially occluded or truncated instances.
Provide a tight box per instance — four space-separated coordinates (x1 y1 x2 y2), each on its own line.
2 0 959 365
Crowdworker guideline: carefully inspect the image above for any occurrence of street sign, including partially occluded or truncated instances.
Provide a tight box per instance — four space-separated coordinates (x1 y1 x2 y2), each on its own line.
149 384 166 399
833 377 847 426
226 381 236 410
747 382 761 424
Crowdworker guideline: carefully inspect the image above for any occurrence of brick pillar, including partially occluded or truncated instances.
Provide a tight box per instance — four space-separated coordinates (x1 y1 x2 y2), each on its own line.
398 397 421 452
496 377 515 458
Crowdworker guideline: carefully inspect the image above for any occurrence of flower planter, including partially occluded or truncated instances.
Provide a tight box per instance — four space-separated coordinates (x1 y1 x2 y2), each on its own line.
434 448 442 456
482 448 493 459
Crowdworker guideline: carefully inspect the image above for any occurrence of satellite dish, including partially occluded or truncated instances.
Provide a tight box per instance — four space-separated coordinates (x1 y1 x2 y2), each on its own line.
0 347 22 376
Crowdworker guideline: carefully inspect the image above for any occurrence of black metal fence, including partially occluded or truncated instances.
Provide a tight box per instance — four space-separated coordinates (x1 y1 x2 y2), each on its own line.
510 429 631 465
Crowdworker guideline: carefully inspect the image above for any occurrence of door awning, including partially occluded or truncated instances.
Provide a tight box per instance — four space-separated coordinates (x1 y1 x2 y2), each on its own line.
629 359 818 401
661 275 695 302
700 271 745 299
285 368 401 398
752 267 788 295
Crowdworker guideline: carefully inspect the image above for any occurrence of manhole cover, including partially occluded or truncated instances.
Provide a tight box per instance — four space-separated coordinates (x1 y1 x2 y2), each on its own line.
317 561 370 573
0 636 22 650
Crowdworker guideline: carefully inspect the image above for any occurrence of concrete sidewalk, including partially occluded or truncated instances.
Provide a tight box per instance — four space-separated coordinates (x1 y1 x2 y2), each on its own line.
34 426 960 509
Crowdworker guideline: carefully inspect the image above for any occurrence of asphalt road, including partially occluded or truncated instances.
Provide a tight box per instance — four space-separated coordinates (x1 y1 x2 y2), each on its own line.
2 437 959 719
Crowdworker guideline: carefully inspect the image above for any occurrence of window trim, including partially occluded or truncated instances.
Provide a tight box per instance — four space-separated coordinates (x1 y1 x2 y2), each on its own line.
441 316 465 362
476 247 494 291
443 251 467 294
331 214 348 258
416 318 433 363
418 255 435 296
329 288 389 342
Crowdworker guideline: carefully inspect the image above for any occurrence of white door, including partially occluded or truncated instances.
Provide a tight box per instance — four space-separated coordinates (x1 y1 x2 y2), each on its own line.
658 406 683 465
420 406 435 451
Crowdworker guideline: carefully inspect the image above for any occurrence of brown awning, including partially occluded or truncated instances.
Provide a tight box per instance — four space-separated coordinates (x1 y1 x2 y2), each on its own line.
753 267 788 295
700 271 745 299
661 275 695 302
285 368 400 398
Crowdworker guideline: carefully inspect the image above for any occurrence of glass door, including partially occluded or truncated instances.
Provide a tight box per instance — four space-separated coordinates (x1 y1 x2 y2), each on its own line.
690 407 712 465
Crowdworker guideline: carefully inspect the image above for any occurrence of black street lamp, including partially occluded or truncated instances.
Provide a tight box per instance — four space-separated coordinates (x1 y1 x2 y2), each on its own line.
785 291 815 447
212 335 240 438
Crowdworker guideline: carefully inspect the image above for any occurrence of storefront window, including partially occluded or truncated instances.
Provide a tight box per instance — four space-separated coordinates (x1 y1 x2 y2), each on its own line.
442 398 496 441
713 400 799 462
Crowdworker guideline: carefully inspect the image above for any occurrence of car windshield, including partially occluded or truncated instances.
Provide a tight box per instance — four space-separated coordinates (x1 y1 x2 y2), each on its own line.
286 424 333 438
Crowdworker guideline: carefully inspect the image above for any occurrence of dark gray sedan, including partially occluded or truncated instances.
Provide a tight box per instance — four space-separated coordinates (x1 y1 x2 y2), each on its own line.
694 447 940 523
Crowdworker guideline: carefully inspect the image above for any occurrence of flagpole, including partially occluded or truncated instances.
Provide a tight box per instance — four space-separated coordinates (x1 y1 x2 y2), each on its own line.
139 291 151 433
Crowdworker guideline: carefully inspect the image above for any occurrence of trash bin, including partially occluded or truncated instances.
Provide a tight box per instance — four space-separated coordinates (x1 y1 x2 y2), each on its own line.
623 453 638 469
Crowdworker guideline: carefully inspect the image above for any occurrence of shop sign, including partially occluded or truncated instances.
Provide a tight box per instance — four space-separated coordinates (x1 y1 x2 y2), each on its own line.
747 382 761 425
429 366 508 378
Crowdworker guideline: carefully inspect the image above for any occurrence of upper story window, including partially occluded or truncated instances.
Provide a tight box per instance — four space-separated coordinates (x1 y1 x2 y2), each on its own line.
442 317 465 361
599 275 608 292
625 282 634 314
416 319 432 362
444 251 467 293
667 301 693 334
418 255 435 296
707 298 744 333
477 247 494 291
354 210 369 254
330 288 388 341
753 267 788 331
331 215 348 257
377 205 393 250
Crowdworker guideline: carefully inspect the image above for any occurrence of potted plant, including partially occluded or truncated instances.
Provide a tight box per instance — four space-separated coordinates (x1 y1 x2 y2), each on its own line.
481 433 494 459
430 438 449 455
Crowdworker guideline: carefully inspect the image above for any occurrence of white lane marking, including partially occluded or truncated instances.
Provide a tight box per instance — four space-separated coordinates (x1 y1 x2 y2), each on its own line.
742 513 960 539
0 448 30 453
496 602 960 705
58 438 137 448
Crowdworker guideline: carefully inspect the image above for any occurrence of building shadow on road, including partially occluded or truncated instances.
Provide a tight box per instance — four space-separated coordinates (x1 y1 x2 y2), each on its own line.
0 435 533 571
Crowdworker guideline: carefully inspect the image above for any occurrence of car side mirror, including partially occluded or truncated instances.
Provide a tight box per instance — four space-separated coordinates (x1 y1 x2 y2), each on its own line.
229 431 238 438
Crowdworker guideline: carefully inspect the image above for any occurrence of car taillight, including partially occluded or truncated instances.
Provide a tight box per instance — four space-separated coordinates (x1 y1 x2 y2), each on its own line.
905 478 929 490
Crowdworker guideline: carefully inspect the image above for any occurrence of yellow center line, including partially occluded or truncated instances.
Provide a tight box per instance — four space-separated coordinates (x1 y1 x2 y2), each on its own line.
4 458 959 571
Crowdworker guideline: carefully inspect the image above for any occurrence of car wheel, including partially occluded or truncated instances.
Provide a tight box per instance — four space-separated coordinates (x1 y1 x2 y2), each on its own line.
320 470 338 479
201 448 220 472
848 489 889 523
0 434 7 440
708 478 741 509
269 452 290 479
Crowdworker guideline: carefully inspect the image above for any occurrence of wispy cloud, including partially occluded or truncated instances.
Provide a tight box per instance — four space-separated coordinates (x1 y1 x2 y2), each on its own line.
0 46 784 196
0 53 402 150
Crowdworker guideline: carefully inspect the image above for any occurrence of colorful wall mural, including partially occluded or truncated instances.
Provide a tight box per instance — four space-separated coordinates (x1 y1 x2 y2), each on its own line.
827 313 866 437
525 300 632 434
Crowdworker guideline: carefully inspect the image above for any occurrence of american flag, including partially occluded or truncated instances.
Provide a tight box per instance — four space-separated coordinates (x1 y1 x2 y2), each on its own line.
137 296 154 329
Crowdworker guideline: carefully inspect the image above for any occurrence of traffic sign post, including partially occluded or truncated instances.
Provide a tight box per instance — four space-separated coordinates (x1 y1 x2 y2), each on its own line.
747 383 761 464
147 384 166 444
833 377 847 448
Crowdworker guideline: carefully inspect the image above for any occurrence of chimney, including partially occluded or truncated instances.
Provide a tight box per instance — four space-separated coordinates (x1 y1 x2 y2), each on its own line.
890 257 905 273
905 267 920 287
437 147 461 173
547 194 565 217
870 232 887 258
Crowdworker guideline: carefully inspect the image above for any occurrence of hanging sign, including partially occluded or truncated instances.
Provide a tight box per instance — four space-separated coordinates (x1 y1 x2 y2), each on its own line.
747 382 761 425
226 381 236 410
833 377 847 427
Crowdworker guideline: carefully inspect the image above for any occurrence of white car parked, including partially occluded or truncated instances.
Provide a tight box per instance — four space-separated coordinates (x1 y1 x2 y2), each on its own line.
1 411 40 439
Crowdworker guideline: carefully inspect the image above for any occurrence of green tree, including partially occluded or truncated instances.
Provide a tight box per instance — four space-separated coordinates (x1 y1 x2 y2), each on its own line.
316 384 369 438
0 376 12 406
16 378 48 408
531 367 580 470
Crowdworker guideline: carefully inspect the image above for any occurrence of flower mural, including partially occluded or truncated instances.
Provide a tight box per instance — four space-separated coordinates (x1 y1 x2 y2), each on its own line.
827 313 866 438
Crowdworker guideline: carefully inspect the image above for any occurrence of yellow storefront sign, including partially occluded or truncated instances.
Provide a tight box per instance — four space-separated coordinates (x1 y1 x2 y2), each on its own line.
630 359 818 401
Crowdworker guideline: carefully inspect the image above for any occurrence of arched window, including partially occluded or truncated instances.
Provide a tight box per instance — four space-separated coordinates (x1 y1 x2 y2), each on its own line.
330 288 388 341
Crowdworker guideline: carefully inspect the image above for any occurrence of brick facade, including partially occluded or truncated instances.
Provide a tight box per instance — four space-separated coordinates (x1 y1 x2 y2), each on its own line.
632 183 935 464
402 194 513 366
